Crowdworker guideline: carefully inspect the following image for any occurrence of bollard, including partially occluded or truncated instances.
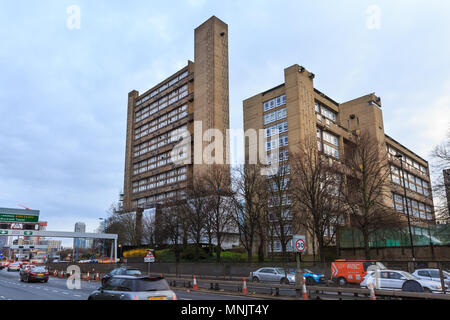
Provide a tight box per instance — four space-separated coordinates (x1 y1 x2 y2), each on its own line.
275 287 279 297
302 277 308 300
368 282 376 301
193 275 198 290
242 277 248 295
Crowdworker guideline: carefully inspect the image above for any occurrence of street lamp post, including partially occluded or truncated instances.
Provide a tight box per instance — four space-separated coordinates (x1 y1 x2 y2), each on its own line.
395 154 416 261
99 218 106 263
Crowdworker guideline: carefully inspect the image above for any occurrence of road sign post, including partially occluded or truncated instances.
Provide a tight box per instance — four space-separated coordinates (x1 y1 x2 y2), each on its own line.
144 249 155 276
292 235 306 299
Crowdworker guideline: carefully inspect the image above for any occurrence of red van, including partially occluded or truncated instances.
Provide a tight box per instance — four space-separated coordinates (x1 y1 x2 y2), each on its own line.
331 260 386 286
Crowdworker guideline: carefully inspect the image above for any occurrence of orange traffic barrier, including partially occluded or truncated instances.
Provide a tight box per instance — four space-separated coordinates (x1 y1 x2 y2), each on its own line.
242 277 248 295
193 275 198 290
96 273 100 281
368 282 376 300
53 270 57 277
86 272 90 281
60 270 64 278
302 277 308 300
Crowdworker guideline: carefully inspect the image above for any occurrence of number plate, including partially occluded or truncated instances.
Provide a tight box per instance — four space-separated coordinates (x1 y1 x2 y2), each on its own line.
148 297 166 300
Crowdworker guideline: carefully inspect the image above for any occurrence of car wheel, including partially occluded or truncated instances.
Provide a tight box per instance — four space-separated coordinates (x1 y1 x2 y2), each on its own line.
306 277 315 285
44 279 48 283
337 277 347 286
252 276 259 283
280 278 289 285
424 288 432 293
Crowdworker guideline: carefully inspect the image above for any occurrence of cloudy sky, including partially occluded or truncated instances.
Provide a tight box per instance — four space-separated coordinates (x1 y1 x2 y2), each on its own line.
0 1 449 247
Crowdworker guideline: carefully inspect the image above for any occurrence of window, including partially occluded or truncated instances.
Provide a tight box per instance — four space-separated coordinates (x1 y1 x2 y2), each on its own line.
263 94 286 112
323 131 339 146
264 108 287 125
323 144 339 158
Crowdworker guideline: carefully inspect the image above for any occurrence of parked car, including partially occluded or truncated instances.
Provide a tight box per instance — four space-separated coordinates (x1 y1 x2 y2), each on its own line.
20 265 49 283
361 269 447 293
102 266 143 286
250 267 295 284
7 262 21 272
0 262 7 270
331 260 387 286
412 269 450 288
88 275 176 300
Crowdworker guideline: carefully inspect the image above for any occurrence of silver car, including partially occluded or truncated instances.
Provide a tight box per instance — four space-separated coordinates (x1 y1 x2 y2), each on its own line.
249 267 295 284
412 269 450 288
88 275 177 300
361 269 447 293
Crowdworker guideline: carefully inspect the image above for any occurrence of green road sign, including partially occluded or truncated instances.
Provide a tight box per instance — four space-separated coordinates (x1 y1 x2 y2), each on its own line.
0 213 39 223
0 230 8 235
24 231 33 236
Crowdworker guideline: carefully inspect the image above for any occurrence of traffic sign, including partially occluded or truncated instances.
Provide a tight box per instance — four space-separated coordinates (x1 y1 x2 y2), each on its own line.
144 250 155 263
292 235 306 253
0 253 4 259
0 230 8 235
24 231 33 236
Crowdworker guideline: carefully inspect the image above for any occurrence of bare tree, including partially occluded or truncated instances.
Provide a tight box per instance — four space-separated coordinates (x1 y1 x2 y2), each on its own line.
430 129 450 222
103 203 138 247
340 132 402 259
231 164 267 262
266 162 295 264
202 165 234 262
184 176 209 261
289 138 345 262
157 195 187 263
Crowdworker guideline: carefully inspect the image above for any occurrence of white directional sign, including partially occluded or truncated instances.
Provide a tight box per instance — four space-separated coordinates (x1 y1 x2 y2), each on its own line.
144 250 155 263
292 235 306 253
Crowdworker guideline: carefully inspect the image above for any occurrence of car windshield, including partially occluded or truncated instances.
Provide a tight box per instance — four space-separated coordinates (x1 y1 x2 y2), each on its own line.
400 271 418 280
123 278 170 292
125 269 142 275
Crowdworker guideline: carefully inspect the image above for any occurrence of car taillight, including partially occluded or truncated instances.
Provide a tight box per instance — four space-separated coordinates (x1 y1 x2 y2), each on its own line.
44 272 49 275
31 273 37 275
172 294 177 300
133 295 139 300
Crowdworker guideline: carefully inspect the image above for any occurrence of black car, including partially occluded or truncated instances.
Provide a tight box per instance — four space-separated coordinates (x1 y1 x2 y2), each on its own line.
89 275 176 300
20 266 49 283
102 266 142 286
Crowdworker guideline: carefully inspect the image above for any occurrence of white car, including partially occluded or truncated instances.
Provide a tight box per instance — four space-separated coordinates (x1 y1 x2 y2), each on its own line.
361 269 447 293
412 269 450 288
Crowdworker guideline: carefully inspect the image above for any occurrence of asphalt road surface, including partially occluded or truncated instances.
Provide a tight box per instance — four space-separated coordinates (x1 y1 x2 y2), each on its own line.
0 269 261 301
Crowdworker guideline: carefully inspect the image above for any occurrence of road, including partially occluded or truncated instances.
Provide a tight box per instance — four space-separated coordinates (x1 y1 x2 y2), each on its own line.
0 269 262 300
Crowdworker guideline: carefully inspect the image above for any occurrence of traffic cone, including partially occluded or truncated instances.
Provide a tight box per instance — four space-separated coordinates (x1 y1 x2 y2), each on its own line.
53 270 57 277
193 275 198 290
60 270 63 278
242 277 248 295
368 282 376 301
302 277 308 300
86 271 90 281
96 273 100 281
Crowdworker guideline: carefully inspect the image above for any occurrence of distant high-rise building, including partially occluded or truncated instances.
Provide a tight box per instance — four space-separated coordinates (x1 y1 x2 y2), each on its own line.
73 222 86 249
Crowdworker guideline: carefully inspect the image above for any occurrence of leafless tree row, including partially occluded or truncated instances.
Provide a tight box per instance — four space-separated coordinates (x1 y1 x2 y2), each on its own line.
106 132 407 262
